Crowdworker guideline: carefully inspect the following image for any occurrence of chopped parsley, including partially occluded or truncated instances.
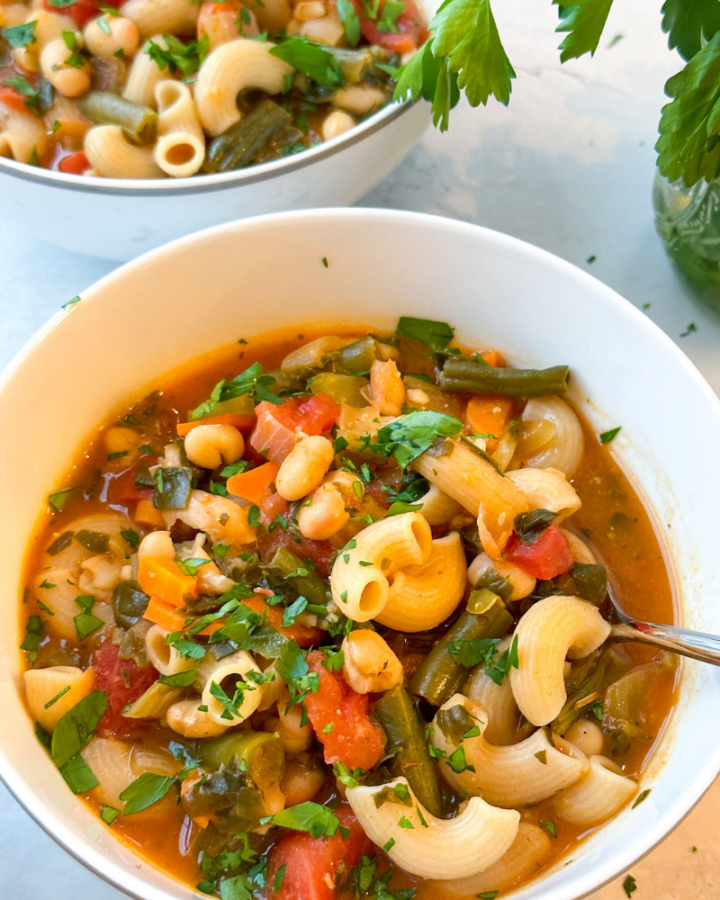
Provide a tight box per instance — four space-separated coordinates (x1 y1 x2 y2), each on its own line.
270 37 344 89
599 426 621 444
1 21 37 48
48 488 74 512
263 801 340 838
395 316 454 351
622 875 637 898
146 33 210 78
73 595 104 641
371 410 463 468
119 772 178 815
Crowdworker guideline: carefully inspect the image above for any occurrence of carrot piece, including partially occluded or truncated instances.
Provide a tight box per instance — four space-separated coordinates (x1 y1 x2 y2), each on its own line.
176 413 256 436
0 86 31 115
134 499 166 528
226 461 280 505
138 556 198 608
143 596 188 632
245 593 323 648
482 350 504 367
464 395 514 453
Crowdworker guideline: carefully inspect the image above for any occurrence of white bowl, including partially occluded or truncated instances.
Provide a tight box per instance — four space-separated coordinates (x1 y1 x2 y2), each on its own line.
1 208 720 900
0 100 426 262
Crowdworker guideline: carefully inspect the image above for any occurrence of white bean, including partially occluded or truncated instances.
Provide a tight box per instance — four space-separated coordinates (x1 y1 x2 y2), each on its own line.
84 15 139 59
276 435 334 501
138 530 174 562
40 37 90 97
321 109 355 142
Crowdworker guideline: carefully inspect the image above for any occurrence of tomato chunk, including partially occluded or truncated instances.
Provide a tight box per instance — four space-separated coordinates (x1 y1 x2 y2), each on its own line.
94 636 159 737
268 804 373 900
250 394 340 464
42 0 123 28
0 85 32 115
58 150 91 175
349 0 427 54
504 521 574 581
304 651 386 771
258 494 336 578
106 465 155 506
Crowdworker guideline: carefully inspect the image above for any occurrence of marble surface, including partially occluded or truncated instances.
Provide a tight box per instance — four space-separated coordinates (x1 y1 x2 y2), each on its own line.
1 0 719 897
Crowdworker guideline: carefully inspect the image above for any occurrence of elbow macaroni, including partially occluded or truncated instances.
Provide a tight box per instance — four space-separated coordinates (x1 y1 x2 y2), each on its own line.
510 595 612 726
347 778 520 881
330 512 433 621
85 125 164 179
154 80 206 178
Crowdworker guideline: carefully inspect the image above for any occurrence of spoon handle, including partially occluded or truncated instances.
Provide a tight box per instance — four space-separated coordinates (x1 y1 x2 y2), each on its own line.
611 621 720 666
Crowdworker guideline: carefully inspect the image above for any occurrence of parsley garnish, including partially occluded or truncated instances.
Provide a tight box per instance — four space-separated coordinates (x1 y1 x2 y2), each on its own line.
1 21 37 48
622 874 637 897
190 361 280 419
336 0 361 46
48 487 74 511
599 426 621 444
73 595 104 641
146 34 210 78
100 804 120 825
21 615 44 662
263 801 340 838
44 685 71 709
159 670 197 688
119 772 177 815
270 37 344 89
395 316 454 351
371 410 463 468
484 635 519 686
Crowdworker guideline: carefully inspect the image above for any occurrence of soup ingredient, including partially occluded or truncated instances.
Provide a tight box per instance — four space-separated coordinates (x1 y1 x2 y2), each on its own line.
267 804 372 900
373 683 443 817
304 650 386 770
439 358 570 397
94 638 159 736
79 91 157 142
504 522 573 580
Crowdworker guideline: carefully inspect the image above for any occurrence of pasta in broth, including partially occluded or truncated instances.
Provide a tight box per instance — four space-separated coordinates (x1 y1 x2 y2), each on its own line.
19 318 677 899
0 0 426 176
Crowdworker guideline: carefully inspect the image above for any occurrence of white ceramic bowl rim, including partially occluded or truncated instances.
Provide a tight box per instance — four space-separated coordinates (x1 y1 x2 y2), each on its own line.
0 97 414 196
2 209 720 900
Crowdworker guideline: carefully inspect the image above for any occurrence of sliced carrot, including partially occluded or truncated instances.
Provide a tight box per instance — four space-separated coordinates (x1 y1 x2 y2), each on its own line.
246 594 323 648
144 596 188 632
176 413 256 437
482 350 504 367
134 499 166 528
138 556 198 608
143 596 223 636
464 395 515 453
226 461 279 505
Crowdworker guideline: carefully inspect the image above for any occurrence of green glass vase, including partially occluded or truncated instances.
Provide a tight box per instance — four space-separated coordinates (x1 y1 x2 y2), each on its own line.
653 170 720 312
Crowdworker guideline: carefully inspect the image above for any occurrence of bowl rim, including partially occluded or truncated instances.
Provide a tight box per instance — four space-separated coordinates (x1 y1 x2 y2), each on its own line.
3 207 720 900
0 98 416 197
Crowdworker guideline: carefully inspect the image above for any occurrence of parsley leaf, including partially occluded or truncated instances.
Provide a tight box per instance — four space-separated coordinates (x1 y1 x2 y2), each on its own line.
51 690 108 769
484 635 519 686
336 0 361 46
555 0 615 63
656 30 720 188
264 801 340 838
190 362 281 419
372 410 463 468
599 426 621 444
622 875 637 898
1 21 37 48
270 37 344 89
447 637 499 668
661 0 720 61
146 34 210 78
73 594 104 641
396 316 454 351
119 772 177 815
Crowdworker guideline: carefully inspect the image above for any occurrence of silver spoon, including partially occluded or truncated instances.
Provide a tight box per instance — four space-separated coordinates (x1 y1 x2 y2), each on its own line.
607 590 720 665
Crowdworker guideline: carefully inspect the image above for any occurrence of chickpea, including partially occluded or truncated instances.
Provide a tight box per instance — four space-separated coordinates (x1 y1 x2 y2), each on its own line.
137 530 174 562
369 359 405 416
166 699 227 738
276 435 334 502
298 482 348 540
294 0 326 20
565 719 605 758
281 756 326 807
104 425 143 456
342 630 403 694
321 109 355 142
332 84 386 115
40 37 91 98
84 15 140 59
183 423 244 470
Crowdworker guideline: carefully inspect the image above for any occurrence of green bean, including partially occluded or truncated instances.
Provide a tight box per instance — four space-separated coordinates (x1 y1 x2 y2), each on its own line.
79 91 157 143
268 546 331 608
552 652 606 736
439 357 570 397
410 591 513 706
373 685 443 817
198 731 285 793
330 336 378 375
205 100 301 173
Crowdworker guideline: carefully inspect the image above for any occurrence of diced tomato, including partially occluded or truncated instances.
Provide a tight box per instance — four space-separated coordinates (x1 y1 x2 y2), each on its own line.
504 522 574 581
246 594 324 649
58 150 91 175
0 85 31 115
259 525 336 579
94 636 159 738
349 0 427 54
106 465 155 506
250 394 341 464
304 651 386 771
268 804 373 900
42 0 124 28
363 480 391 510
